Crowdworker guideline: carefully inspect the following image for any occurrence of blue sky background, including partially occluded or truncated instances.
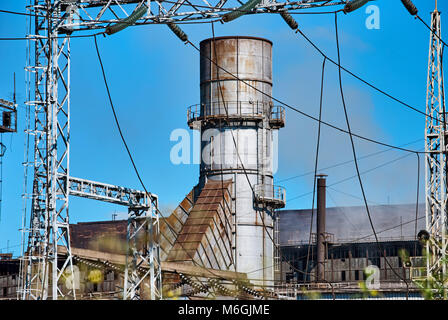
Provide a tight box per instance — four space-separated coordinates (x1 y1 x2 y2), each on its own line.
0 0 444 255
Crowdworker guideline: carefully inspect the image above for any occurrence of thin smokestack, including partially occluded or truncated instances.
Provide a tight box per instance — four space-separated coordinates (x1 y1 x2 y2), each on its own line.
316 174 327 282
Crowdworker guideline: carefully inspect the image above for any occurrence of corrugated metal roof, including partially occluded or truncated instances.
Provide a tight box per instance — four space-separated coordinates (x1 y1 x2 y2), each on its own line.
279 204 425 245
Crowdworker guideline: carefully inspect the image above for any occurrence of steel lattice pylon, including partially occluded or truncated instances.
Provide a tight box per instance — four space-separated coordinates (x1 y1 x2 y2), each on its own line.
124 199 162 300
425 7 448 298
19 0 75 300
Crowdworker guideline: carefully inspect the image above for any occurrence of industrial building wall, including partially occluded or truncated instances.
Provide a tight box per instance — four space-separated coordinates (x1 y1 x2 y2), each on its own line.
278 240 422 284
0 275 17 299
278 204 425 245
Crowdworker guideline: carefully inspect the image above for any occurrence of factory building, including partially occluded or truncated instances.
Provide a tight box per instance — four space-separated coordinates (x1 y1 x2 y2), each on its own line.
1 199 426 300
0 254 19 299
276 196 426 299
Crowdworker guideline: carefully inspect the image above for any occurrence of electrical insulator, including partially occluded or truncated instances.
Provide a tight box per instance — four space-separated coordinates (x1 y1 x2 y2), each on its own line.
222 0 262 22
343 0 371 13
280 11 298 30
167 22 188 42
400 0 418 16
106 5 147 35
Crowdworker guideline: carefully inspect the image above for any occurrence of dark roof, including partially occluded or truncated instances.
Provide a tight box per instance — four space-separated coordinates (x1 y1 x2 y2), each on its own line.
70 220 127 255
279 204 425 245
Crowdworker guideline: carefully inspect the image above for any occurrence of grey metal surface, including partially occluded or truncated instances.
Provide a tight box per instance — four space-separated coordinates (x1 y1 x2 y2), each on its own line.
279 204 426 246
195 36 285 286
64 175 157 207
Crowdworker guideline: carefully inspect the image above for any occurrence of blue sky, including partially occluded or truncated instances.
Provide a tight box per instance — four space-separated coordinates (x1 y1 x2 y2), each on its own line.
0 0 444 255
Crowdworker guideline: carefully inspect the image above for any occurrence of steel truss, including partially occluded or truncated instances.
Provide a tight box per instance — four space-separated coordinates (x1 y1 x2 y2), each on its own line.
124 203 162 300
64 175 162 300
425 8 448 298
20 0 346 300
20 0 74 300
32 0 346 33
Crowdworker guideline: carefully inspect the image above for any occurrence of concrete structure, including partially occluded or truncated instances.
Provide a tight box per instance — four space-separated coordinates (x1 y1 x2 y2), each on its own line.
188 36 285 285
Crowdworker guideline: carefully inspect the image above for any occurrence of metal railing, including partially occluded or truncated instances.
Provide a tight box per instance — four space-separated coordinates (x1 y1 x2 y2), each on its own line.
311 232 335 244
269 105 285 127
254 184 286 207
187 101 285 125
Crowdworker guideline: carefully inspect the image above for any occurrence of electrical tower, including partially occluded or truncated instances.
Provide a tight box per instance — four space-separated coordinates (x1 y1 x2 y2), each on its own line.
18 0 347 300
425 2 448 297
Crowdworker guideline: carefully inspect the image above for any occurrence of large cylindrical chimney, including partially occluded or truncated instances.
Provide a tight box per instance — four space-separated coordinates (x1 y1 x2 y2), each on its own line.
316 174 327 282
188 36 285 286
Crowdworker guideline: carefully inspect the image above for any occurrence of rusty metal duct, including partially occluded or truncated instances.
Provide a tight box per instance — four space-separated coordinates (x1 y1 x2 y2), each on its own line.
187 36 286 286
316 174 327 282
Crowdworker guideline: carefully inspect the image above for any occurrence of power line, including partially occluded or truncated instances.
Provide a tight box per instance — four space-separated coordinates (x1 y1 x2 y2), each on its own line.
185 40 426 155
187 34 339 293
210 21 237 271
93 34 234 287
333 11 410 295
0 32 104 41
305 56 326 280
413 153 420 257
416 15 448 48
327 186 380 205
287 148 421 203
185 23 425 290
0 2 340 19
245 208 426 282
277 138 422 183
293 27 433 121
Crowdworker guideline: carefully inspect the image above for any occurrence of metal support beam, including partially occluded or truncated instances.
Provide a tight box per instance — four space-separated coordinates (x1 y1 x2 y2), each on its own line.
36 0 347 33
64 175 152 206
20 0 75 300
64 175 162 300
123 201 162 300
425 7 448 299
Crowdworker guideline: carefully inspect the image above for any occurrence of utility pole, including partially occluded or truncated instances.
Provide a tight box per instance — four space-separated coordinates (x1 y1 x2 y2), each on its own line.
425 0 447 298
